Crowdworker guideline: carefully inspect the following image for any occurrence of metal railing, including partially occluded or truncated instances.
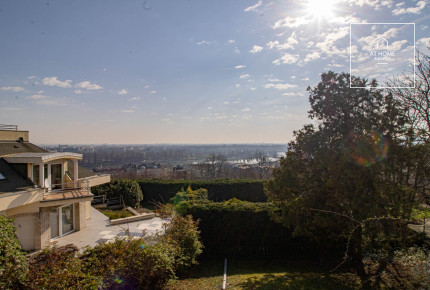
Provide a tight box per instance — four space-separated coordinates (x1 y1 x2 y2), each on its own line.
0 124 18 131
43 179 90 194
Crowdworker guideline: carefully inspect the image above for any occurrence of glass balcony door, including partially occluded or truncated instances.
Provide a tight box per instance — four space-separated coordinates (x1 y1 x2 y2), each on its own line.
50 204 74 239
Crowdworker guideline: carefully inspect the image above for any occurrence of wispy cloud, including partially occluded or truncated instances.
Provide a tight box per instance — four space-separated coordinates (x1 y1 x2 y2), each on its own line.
240 74 250 79
392 1 426 15
263 83 298 90
273 15 311 29
121 109 135 113
244 0 262 12
266 32 298 50
1 86 25 92
228 39 235 43
29 94 47 99
235 65 246 69
75 81 103 90
43 77 72 88
241 107 251 112
118 89 128 95
128 97 140 101
197 40 210 45
249 45 263 54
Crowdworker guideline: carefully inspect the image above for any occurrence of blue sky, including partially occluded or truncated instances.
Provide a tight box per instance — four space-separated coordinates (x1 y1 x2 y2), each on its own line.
0 0 429 144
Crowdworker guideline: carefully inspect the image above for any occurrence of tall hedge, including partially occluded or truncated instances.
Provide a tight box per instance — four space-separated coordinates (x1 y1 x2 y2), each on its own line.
92 179 143 208
176 199 348 257
175 200 294 256
136 179 266 203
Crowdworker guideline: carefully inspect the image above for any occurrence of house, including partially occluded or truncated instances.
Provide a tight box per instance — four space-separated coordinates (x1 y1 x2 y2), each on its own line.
0 125 110 251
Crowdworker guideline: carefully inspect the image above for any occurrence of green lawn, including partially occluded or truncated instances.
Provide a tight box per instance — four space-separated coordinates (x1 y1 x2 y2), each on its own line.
167 258 361 290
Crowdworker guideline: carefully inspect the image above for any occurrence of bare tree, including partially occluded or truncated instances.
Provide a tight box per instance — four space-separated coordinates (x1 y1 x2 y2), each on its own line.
387 49 430 141
197 154 227 180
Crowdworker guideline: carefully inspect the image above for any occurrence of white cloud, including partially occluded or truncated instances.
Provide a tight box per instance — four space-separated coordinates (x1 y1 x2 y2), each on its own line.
121 109 135 113
392 0 426 15
235 84 241 88
250 87 256 91
301 77 310 81
144 85 151 89
268 78 282 82
43 77 72 88
272 53 299 65
249 45 263 54
235 65 246 69
224 101 230 105
128 97 141 101
75 81 102 90
241 107 251 112
74 89 82 94
207 106 213 110
282 92 296 96
118 89 128 95
303 51 321 63
263 83 298 90
273 15 310 29
1 86 25 92
244 0 262 12
240 74 250 79
234 47 241 54
150 90 157 94
197 40 210 45
417 37 430 46
228 39 235 43
29 94 47 99
267 32 298 50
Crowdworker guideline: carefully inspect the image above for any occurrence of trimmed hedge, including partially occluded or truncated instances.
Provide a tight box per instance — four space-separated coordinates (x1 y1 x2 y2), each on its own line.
175 200 295 256
175 199 349 258
137 179 266 203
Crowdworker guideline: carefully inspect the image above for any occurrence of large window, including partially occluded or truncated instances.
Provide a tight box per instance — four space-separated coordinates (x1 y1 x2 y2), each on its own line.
50 205 74 239
32 165 39 185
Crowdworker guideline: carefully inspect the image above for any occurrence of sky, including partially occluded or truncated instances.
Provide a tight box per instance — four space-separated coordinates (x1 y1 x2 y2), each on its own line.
0 0 429 144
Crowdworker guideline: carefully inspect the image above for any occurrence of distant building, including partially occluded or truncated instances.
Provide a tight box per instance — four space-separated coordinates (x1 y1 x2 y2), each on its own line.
0 125 110 250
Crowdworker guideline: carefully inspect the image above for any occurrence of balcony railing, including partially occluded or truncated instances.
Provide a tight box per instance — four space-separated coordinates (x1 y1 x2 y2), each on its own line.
0 124 18 131
42 179 92 202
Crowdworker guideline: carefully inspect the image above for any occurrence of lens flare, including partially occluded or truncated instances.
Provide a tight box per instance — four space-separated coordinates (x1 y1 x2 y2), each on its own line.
140 244 145 249
114 277 123 284
345 130 389 167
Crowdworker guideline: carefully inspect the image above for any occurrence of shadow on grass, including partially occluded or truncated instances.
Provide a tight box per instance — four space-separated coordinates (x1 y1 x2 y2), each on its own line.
236 272 358 290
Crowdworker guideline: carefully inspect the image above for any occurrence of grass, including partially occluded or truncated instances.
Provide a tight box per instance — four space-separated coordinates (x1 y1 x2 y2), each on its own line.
167 258 361 290
98 209 134 220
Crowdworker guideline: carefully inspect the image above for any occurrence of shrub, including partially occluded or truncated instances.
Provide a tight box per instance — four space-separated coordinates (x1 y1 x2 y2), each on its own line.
170 186 208 205
93 179 143 207
82 237 176 289
27 244 100 289
0 214 28 289
162 215 203 274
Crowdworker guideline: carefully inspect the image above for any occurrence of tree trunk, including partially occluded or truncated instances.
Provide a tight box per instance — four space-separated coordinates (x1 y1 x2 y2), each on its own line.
349 225 368 286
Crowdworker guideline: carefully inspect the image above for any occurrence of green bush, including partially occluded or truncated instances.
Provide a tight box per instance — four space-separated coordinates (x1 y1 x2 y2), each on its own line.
0 215 28 289
170 186 208 205
82 237 176 289
137 179 266 203
162 215 203 274
92 179 143 207
27 244 100 289
99 209 134 220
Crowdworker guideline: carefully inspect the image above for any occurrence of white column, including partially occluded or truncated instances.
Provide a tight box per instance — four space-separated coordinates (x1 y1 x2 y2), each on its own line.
47 164 52 191
74 160 78 188
61 161 65 189
39 163 44 188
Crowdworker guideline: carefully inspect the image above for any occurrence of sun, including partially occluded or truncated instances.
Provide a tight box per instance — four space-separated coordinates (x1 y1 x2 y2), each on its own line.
306 0 336 19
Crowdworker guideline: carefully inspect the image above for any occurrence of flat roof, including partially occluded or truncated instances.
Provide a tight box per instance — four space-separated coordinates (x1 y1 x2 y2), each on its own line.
3 152 83 164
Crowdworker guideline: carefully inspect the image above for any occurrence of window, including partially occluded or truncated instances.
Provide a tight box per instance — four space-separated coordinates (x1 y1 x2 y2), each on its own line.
0 172 5 180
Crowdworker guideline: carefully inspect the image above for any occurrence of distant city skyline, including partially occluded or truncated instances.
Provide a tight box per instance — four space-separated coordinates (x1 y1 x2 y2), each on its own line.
1 0 429 144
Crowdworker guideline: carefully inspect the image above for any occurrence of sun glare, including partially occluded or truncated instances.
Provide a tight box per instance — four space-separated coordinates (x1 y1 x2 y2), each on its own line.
306 0 336 19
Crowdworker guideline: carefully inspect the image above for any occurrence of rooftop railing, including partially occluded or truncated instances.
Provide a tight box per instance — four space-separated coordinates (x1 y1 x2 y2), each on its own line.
0 124 18 131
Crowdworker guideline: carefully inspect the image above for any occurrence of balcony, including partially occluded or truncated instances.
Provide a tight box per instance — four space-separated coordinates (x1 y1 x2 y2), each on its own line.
41 179 93 202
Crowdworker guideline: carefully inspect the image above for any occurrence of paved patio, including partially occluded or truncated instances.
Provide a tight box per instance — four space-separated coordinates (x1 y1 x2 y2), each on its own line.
54 207 166 249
